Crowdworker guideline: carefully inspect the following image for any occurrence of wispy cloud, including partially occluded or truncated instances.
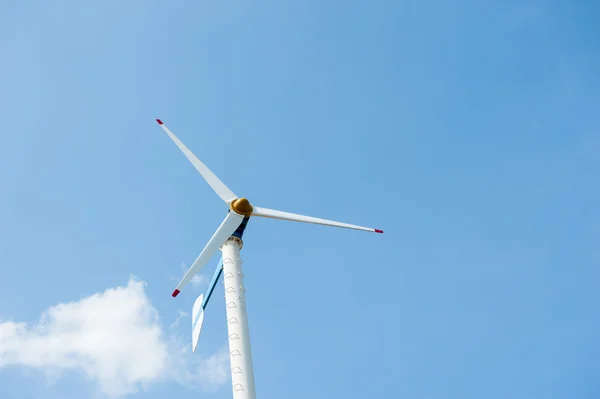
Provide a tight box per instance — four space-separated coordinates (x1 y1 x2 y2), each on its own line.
198 346 230 387
169 309 189 330
190 274 207 288
0 278 229 397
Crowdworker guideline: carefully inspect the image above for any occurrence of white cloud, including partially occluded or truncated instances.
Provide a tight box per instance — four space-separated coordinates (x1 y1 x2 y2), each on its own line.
0 278 229 397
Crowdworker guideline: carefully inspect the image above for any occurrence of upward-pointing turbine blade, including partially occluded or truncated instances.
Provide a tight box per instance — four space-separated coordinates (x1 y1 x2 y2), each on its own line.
156 119 238 203
251 206 383 234
172 211 244 297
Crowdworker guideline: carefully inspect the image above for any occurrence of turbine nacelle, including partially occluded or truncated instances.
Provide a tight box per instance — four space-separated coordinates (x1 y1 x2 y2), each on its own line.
230 197 253 216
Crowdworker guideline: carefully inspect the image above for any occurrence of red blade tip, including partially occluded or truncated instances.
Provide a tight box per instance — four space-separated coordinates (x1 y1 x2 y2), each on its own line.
172 289 180 297
375 229 384 234
156 119 163 125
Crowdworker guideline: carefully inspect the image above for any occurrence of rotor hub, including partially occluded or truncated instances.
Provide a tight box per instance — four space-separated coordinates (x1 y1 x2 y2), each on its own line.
230 198 253 216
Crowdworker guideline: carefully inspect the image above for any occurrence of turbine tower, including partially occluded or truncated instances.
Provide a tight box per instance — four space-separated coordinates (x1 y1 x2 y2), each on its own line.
156 119 382 399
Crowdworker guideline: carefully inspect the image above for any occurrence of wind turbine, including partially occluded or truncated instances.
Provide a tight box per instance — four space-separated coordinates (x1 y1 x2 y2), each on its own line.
156 119 382 399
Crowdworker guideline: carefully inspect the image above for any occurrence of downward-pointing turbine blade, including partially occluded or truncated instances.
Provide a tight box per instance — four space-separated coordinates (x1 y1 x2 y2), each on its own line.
251 206 383 234
172 211 244 297
156 119 238 203
191 258 224 352
192 294 204 352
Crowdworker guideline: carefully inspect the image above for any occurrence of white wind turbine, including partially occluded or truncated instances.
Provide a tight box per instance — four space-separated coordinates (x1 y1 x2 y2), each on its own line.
156 119 383 399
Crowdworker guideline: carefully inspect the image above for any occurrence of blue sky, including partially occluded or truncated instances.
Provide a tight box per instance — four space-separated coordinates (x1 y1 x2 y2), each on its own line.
1 0 599 398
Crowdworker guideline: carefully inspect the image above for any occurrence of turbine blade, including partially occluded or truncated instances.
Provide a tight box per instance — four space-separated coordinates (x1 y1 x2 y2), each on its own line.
251 206 383 234
192 294 204 352
173 211 244 297
191 258 224 352
156 119 238 203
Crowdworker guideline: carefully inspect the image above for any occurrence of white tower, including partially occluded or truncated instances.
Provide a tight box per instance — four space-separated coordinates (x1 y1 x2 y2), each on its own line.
221 236 256 399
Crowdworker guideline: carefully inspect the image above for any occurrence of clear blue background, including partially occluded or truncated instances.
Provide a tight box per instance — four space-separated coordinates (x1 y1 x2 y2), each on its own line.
1 0 599 398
